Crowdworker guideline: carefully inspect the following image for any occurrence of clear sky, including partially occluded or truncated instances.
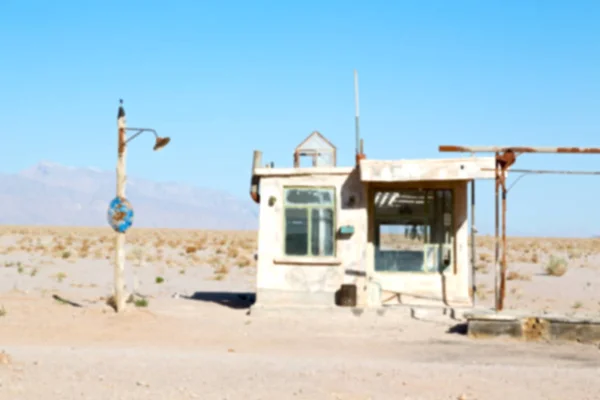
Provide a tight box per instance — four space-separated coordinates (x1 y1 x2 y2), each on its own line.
1 0 599 237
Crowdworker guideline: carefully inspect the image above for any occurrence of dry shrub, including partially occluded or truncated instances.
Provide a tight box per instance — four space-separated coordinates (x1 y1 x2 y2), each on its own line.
479 253 492 263
236 256 252 268
545 256 567 277
185 246 197 254
227 246 240 258
475 264 489 274
188 253 203 264
165 259 176 267
567 250 581 260
215 263 229 275
207 255 221 265
93 248 104 259
506 271 531 281
195 236 208 249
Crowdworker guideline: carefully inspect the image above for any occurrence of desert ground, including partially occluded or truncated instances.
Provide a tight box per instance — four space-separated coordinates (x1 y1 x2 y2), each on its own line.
1 226 600 400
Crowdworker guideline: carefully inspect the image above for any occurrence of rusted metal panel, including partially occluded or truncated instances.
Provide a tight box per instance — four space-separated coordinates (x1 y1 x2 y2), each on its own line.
359 157 496 182
440 145 600 154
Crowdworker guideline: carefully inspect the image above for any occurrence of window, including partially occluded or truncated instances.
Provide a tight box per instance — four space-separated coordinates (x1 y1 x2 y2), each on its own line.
284 187 335 257
374 189 453 273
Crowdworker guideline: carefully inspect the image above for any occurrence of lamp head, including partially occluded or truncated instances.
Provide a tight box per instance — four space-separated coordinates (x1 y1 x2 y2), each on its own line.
153 136 170 151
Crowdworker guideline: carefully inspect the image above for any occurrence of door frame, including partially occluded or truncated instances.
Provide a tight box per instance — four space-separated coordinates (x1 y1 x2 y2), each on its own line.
366 181 459 277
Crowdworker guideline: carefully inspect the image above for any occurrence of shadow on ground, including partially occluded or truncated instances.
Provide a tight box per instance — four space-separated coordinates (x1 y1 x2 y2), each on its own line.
182 291 256 309
447 323 468 335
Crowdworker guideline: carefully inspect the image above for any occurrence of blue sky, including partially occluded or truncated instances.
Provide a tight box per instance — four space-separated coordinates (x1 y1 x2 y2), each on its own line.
1 0 599 237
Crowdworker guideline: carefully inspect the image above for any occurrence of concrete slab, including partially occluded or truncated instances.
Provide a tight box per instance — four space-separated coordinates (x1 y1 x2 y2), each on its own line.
249 303 480 323
466 311 600 343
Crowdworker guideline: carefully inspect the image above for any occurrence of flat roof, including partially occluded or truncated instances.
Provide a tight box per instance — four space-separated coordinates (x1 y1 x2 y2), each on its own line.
360 157 496 182
253 157 497 181
253 166 354 177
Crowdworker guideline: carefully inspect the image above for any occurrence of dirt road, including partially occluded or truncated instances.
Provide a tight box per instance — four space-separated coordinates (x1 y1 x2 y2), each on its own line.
1 294 599 400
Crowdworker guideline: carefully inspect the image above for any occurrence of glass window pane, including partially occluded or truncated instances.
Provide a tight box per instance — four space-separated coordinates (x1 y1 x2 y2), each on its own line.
285 208 308 255
310 208 334 256
376 223 424 272
285 188 334 205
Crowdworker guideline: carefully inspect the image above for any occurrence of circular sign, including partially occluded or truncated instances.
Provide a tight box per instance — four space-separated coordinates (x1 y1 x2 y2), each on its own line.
107 196 134 233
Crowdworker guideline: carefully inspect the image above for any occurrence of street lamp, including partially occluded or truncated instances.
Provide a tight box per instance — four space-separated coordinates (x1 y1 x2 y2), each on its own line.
107 99 170 312
125 127 171 151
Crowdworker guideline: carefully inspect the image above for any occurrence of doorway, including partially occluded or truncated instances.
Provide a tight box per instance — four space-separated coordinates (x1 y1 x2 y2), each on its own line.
373 188 454 273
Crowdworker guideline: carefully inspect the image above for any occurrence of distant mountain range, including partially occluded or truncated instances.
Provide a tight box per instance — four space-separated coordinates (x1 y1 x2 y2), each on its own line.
0 161 258 230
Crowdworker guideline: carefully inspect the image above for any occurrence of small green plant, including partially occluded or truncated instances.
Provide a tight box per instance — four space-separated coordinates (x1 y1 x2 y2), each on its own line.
179 269 185 275
155 276 164 284
573 301 583 309
0 305 6 317
17 265 24 274
134 298 149 307
61 251 71 259
56 272 67 283
545 256 568 277
4 261 21 268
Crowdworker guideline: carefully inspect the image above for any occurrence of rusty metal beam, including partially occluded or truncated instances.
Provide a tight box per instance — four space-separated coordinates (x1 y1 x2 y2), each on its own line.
439 145 600 154
470 180 476 306
483 168 600 175
494 153 500 311
500 177 507 311
441 143 600 313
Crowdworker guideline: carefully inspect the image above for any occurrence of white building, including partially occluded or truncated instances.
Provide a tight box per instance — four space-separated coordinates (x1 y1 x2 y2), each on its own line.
250 131 495 309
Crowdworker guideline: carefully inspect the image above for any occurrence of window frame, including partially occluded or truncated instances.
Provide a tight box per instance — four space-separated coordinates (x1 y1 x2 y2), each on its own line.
373 188 455 274
282 186 337 258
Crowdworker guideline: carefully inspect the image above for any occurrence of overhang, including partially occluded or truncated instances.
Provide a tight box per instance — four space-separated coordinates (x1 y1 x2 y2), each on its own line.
359 157 497 182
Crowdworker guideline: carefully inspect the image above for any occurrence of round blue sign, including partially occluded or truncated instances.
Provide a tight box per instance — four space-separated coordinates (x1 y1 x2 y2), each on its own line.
107 196 134 233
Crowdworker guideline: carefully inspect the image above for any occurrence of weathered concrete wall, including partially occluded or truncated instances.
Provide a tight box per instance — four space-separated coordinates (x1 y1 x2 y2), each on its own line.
255 169 368 307
466 312 600 343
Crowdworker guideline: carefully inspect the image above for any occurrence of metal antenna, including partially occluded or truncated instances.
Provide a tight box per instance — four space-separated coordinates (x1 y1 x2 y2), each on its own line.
354 70 360 156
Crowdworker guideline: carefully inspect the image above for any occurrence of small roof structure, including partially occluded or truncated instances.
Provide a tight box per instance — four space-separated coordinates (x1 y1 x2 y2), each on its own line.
294 131 337 167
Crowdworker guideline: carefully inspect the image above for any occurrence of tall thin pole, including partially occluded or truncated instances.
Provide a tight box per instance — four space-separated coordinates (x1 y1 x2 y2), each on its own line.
354 70 360 157
470 180 476 306
499 174 508 311
494 154 500 311
114 100 128 312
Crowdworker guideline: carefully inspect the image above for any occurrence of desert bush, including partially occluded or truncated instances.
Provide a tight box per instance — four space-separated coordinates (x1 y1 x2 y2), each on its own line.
506 270 531 281
545 256 567 277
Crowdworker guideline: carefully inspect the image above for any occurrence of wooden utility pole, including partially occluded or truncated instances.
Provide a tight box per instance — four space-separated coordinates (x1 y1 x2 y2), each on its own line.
114 100 128 312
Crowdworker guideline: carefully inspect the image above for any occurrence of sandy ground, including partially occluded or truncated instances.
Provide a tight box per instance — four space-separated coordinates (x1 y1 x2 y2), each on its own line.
1 227 600 400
